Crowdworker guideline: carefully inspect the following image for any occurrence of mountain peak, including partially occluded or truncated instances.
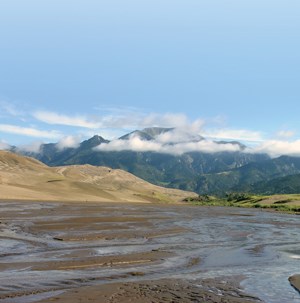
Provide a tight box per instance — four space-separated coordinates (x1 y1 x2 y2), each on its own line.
119 130 153 141
80 135 109 149
141 127 174 137
119 127 174 141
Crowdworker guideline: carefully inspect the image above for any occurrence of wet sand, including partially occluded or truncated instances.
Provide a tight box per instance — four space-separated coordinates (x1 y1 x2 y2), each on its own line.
289 275 300 294
1 201 300 302
37 277 261 303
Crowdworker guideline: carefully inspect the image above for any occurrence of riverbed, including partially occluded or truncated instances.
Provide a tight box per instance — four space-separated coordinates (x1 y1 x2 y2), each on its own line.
0 201 300 302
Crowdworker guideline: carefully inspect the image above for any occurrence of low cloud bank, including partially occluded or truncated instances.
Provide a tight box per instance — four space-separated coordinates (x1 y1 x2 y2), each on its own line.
95 129 242 155
96 137 241 155
96 137 300 157
95 128 300 157
249 140 300 158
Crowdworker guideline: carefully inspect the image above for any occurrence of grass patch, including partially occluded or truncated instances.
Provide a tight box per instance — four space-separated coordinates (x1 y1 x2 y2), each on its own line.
183 193 300 214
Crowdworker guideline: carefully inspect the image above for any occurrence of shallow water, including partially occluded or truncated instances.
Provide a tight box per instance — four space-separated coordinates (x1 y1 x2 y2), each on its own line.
0 202 300 302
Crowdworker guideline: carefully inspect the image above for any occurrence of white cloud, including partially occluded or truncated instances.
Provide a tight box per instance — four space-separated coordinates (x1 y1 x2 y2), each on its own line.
56 135 81 150
18 141 43 153
0 124 61 139
33 111 101 128
250 140 300 158
95 136 241 155
33 109 206 132
97 137 161 153
156 128 203 144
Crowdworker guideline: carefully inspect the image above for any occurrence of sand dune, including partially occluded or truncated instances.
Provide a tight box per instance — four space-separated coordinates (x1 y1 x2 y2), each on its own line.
0 151 196 203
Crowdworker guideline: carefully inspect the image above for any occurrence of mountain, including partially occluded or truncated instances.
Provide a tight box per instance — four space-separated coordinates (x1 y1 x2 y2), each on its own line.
119 130 153 141
250 174 300 195
142 127 175 137
0 151 195 202
119 127 174 141
19 128 268 194
34 135 109 165
195 156 300 195
16 127 300 196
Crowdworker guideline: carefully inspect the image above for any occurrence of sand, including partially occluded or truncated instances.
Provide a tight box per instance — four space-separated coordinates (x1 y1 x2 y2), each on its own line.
0 150 197 203
289 275 300 294
36 278 262 303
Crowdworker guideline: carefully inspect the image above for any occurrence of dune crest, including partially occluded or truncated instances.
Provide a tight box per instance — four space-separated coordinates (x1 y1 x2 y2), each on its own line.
0 151 196 203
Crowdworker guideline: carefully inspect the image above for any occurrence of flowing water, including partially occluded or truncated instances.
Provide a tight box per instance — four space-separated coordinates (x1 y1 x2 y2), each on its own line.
0 202 300 302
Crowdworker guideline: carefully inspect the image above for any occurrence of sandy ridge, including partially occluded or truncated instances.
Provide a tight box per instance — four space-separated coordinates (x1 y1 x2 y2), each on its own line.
0 151 196 203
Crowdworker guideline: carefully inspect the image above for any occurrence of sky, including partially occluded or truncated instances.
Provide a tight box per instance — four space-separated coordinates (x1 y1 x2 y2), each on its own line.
0 0 300 156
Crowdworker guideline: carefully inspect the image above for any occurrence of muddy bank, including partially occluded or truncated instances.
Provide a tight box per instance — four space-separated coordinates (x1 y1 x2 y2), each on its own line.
290 275 300 294
36 277 261 303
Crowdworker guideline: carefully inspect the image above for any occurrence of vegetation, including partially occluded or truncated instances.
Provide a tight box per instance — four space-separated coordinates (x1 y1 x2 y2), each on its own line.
184 193 300 213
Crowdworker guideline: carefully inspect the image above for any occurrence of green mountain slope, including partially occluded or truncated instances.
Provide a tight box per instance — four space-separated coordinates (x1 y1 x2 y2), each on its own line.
196 156 300 195
251 174 300 195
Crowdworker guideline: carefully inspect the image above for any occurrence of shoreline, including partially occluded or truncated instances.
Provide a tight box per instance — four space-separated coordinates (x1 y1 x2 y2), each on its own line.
1 197 300 216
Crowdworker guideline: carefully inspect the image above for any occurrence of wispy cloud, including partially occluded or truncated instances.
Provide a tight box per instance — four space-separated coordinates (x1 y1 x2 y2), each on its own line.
33 111 101 129
96 112 196 129
0 124 61 139
33 109 205 131
276 130 295 139
203 128 264 142
0 101 24 117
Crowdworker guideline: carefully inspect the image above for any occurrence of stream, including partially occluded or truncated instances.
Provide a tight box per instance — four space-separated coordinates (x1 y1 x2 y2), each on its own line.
0 202 300 302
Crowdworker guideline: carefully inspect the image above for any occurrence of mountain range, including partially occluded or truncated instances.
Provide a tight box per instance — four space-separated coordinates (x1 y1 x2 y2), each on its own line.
11 127 300 196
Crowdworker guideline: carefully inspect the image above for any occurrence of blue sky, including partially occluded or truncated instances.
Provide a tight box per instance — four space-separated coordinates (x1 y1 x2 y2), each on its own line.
0 1 300 156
